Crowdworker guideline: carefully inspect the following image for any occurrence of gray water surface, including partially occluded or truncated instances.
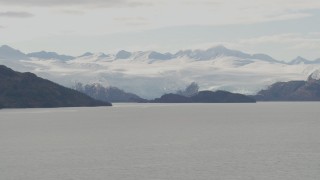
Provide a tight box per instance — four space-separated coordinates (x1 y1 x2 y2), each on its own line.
0 103 320 180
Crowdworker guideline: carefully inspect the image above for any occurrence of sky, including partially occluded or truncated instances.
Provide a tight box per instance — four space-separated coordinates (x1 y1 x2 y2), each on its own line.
0 0 320 61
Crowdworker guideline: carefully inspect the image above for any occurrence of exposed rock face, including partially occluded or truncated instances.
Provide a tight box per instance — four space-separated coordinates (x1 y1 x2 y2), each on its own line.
177 82 199 97
308 69 320 81
0 65 111 108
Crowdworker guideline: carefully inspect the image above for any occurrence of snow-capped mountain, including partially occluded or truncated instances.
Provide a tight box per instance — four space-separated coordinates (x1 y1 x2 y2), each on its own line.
1 44 320 99
106 45 280 62
27 51 75 61
78 52 94 58
174 45 280 63
174 45 250 60
308 69 320 81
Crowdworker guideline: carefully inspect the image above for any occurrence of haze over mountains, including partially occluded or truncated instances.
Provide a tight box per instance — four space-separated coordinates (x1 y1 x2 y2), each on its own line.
74 83 147 103
1 44 320 99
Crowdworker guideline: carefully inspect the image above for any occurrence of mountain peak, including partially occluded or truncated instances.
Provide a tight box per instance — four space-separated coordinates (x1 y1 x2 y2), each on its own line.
0 45 14 50
79 52 94 57
294 56 308 61
97 53 109 58
27 51 74 61
0 45 28 60
308 70 320 81
177 46 251 60
116 50 132 59
289 56 310 64
148 51 172 60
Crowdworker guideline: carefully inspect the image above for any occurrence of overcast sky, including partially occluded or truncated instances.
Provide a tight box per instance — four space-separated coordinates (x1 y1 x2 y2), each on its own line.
0 0 320 61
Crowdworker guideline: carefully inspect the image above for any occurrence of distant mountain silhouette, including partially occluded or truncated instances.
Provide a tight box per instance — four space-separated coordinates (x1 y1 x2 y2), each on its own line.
254 70 320 101
148 51 173 60
0 65 111 108
78 52 94 58
74 83 147 103
152 90 256 103
116 50 132 59
0 45 29 60
174 45 280 63
3 44 320 64
288 56 320 65
27 51 74 61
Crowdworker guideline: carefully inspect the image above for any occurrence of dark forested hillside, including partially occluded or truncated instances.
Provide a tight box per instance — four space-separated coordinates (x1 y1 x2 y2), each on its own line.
0 65 111 108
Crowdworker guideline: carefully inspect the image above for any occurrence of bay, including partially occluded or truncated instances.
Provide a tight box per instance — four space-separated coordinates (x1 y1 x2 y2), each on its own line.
0 103 319 180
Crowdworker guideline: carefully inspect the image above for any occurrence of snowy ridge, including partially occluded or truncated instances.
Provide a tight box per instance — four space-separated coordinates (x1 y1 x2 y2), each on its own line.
27 51 74 61
308 70 320 81
1 45 320 98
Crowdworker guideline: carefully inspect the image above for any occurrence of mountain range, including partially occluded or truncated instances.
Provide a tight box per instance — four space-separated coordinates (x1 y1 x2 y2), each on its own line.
1 44 320 99
2 44 320 64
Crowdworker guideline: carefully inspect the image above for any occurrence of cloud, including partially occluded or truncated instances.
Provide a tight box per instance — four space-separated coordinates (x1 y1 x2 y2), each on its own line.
239 33 320 48
257 12 312 23
2 0 320 61
0 0 151 8
60 10 85 15
114 17 150 26
228 33 320 59
0 25 5 28
185 32 320 60
0 11 34 18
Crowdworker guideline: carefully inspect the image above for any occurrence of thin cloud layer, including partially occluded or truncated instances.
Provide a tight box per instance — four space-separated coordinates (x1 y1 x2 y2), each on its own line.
1 0 319 60
114 17 150 26
60 10 85 15
0 11 34 18
0 0 151 8
239 33 320 50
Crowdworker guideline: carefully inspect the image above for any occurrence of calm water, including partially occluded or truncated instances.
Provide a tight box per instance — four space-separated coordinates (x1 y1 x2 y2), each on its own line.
0 103 320 180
